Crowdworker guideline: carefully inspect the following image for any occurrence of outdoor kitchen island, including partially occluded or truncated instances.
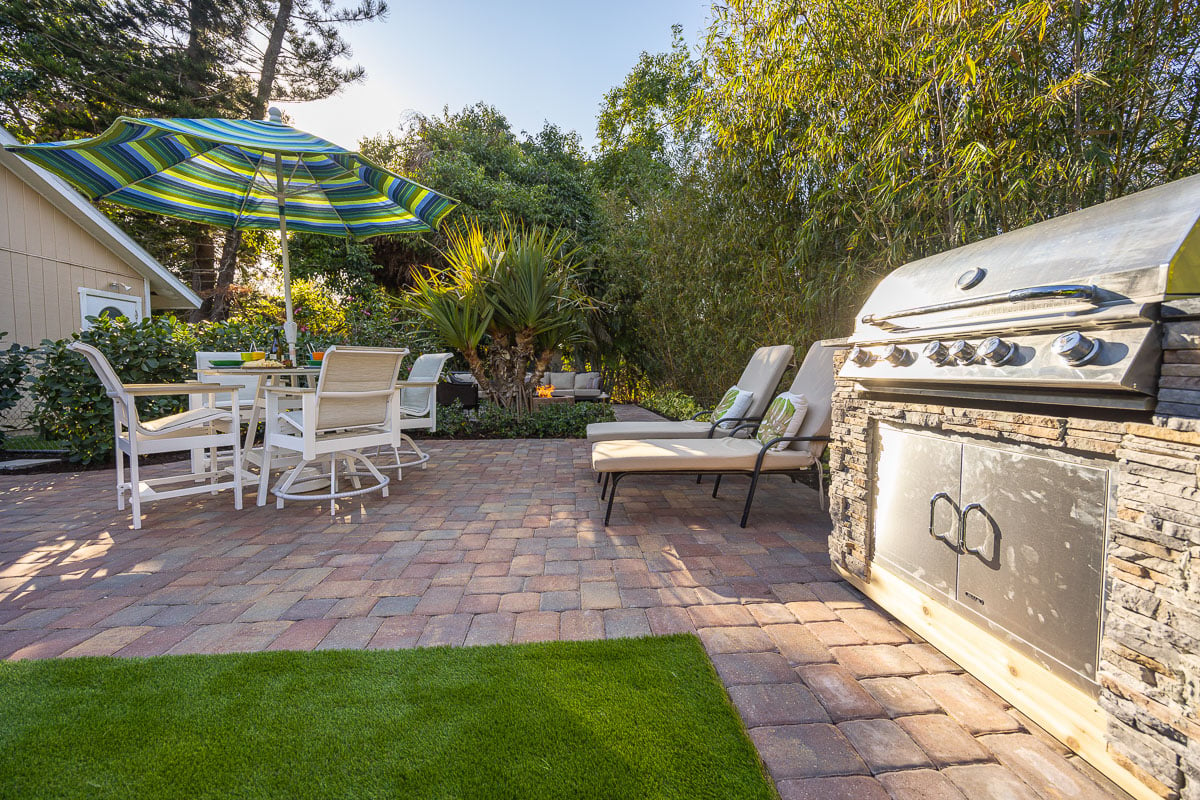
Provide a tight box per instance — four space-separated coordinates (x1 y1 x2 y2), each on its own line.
826 176 1200 800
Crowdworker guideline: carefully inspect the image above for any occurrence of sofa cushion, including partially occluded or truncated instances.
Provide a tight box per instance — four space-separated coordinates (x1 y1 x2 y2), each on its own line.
547 372 574 390
575 372 601 390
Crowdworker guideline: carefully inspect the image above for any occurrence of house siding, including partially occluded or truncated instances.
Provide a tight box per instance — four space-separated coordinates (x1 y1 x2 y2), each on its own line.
0 163 147 347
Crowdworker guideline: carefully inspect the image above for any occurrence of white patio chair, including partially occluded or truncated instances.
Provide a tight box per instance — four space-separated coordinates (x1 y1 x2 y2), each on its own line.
372 352 453 472
257 346 408 514
68 341 243 530
190 351 263 473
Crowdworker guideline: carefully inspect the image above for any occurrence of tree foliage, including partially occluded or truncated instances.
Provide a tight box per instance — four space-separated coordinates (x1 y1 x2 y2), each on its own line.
594 0 1200 402
401 217 597 413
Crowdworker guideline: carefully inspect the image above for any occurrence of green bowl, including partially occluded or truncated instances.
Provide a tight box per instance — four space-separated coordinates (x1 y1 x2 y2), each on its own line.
304 360 323 368
209 359 245 367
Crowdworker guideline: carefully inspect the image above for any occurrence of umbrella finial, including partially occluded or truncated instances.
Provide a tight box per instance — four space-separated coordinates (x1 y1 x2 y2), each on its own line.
267 107 283 124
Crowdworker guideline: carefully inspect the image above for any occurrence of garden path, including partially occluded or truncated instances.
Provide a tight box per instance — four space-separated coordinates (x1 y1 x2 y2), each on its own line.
0 440 1127 800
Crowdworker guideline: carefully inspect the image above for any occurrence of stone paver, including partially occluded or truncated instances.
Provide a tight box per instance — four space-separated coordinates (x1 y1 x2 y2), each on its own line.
913 674 1022 735
943 764 1043 800
728 683 831 727
751 724 870 780
878 769 968 800
0 439 1126 800
896 715 994 768
837 718 933 773
778 775 891 800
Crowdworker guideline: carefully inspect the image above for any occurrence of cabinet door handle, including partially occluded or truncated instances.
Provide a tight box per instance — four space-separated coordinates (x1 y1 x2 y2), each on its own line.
960 502 995 561
929 492 960 549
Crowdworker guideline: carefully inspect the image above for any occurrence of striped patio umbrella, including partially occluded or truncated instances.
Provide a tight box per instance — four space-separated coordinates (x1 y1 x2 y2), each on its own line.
4 108 459 362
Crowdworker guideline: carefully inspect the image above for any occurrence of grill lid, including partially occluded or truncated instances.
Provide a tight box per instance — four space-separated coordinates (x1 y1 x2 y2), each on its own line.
854 173 1200 340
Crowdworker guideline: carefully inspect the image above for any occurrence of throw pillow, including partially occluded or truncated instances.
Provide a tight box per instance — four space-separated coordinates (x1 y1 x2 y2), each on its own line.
710 386 755 428
548 372 574 390
756 392 809 451
575 372 601 390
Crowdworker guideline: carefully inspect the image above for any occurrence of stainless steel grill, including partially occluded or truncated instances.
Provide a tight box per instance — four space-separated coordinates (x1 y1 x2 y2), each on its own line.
841 173 1200 408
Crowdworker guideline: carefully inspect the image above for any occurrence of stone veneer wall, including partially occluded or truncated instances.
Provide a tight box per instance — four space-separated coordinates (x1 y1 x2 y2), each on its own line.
827 306 1200 800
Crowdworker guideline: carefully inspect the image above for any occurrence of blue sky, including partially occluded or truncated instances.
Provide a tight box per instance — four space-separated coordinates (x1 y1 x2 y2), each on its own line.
287 0 711 153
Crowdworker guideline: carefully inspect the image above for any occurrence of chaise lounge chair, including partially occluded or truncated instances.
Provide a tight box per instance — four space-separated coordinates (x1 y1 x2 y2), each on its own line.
591 341 836 528
586 345 795 443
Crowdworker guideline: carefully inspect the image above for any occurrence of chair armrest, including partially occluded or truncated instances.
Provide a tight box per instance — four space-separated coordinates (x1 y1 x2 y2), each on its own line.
690 409 715 421
123 383 242 396
709 414 762 438
262 386 314 396
723 418 766 438
753 435 833 471
395 380 438 388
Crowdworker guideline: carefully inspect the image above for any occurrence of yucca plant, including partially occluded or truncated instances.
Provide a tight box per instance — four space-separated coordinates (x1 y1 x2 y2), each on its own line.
402 216 597 412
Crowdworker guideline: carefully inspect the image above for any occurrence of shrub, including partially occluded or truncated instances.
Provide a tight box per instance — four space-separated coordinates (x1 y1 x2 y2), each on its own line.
425 400 615 439
639 388 706 421
31 316 198 464
0 332 29 448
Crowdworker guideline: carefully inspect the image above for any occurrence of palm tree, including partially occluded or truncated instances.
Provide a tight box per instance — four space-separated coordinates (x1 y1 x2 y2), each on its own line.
402 216 596 412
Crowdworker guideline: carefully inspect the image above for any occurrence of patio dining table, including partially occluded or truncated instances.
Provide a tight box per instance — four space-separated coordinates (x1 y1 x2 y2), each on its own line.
197 351 411 478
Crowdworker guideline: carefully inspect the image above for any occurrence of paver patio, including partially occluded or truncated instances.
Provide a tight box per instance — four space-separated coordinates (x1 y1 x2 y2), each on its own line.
0 437 1127 800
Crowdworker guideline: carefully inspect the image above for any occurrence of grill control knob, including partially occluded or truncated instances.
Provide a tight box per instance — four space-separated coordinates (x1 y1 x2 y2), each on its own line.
848 346 875 366
922 340 951 365
1052 330 1101 365
978 336 1016 366
949 340 976 364
882 344 912 366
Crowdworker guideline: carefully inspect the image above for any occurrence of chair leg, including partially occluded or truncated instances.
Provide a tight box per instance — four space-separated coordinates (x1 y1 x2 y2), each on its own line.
128 445 142 530
604 473 623 525
740 470 762 529
816 463 827 511
209 443 219 493
329 455 337 516
274 458 312 510
712 474 722 498
257 443 274 507
115 441 126 511
696 474 703 484
231 431 243 513
400 434 429 469
600 472 609 500
344 450 390 499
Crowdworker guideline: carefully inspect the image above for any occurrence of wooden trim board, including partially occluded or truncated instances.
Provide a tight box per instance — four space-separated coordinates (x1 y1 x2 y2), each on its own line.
836 562 1159 800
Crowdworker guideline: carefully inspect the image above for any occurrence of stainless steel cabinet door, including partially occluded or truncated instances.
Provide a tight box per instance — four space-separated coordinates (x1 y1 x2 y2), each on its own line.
872 426 963 599
957 445 1107 684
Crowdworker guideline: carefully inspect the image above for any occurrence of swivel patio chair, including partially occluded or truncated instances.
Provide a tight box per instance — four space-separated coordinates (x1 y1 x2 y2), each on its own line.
257 346 408 514
371 352 453 473
68 341 244 530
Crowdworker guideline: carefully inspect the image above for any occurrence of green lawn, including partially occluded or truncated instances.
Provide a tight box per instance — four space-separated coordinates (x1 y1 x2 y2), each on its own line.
0 634 777 800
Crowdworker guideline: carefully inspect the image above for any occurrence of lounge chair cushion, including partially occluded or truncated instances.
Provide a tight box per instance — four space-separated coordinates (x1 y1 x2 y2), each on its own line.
591 437 815 474
710 386 754 428
586 419 732 442
757 392 809 450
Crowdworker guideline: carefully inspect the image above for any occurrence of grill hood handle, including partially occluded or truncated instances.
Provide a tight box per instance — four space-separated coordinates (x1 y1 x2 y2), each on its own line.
861 284 1102 327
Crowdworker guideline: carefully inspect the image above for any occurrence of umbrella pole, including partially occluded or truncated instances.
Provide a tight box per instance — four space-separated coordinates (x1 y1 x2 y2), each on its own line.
275 153 297 365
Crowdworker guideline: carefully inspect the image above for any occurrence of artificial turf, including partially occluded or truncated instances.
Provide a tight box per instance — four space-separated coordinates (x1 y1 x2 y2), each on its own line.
0 634 777 800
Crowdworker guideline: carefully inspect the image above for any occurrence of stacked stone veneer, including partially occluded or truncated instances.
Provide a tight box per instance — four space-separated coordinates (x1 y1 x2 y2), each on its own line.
827 306 1200 800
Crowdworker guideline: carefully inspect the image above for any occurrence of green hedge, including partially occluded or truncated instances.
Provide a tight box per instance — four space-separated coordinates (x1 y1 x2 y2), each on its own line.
638 388 705 422
31 316 198 464
427 401 615 439
0 332 29 449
